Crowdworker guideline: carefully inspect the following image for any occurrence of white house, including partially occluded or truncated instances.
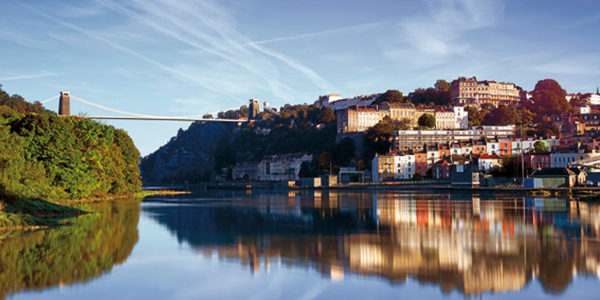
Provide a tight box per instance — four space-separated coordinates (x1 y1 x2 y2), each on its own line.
257 153 313 181
371 154 416 182
487 140 500 155
550 152 600 168
477 154 502 172
453 106 469 129
397 154 416 179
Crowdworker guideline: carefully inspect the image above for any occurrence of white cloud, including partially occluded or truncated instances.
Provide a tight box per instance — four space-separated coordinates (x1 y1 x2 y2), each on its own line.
95 0 333 99
384 0 504 63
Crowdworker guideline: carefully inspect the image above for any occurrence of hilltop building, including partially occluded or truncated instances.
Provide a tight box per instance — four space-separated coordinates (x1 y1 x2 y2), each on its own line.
315 93 343 107
450 77 525 107
336 103 468 133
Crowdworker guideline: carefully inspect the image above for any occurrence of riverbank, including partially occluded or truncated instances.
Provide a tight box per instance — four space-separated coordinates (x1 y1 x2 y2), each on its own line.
0 187 193 231
199 181 600 198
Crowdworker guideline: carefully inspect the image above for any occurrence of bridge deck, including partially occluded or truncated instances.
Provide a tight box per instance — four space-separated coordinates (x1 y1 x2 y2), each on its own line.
77 116 247 122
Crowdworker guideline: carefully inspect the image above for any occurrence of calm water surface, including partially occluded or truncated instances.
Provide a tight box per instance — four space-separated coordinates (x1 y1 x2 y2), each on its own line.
3 190 600 299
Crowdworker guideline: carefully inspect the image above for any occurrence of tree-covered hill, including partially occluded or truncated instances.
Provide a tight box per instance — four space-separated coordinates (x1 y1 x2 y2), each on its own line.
140 103 349 184
0 85 141 204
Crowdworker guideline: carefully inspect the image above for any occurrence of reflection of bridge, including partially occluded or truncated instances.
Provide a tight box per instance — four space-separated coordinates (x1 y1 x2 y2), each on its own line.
41 91 247 123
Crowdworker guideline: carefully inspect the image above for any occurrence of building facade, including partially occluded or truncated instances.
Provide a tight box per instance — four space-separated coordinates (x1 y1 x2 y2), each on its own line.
450 77 524 107
393 126 515 152
372 154 416 182
337 103 469 133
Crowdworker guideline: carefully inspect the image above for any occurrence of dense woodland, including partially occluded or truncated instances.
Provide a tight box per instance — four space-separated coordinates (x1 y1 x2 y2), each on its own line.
0 85 141 203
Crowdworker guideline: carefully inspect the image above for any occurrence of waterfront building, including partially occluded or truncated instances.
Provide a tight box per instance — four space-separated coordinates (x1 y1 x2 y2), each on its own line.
432 159 451 179
524 153 551 170
450 163 480 186
550 151 600 168
528 168 577 188
477 154 502 172
257 153 312 181
450 76 524 107
232 162 259 180
393 126 515 152
371 154 416 182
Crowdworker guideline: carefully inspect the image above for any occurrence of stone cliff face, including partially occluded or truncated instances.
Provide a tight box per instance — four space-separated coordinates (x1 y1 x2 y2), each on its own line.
140 122 237 184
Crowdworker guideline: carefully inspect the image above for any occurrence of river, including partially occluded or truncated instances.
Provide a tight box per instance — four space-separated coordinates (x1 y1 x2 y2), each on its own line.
2 190 600 299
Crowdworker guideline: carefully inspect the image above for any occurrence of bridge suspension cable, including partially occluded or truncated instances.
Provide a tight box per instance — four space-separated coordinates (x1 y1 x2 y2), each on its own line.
40 95 59 104
67 95 246 123
71 95 155 118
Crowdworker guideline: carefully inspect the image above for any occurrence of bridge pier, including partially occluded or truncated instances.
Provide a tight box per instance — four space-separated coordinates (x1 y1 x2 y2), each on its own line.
59 91 70 116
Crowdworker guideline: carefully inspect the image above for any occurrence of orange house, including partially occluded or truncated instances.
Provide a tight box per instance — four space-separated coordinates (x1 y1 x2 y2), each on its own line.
499 140 512 157
471 141 487 156
438 144 451 159
414 152 428 177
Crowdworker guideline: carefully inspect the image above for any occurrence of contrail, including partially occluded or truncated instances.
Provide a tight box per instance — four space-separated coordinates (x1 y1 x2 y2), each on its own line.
248 21 384 46
0 72 57 82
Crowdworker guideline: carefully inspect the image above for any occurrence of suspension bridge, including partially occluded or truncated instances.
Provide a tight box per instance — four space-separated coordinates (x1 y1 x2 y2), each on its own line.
39 91 248 124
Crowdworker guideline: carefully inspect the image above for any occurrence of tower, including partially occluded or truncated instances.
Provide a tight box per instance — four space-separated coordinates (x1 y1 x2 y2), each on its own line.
59 91 71 116
248 98 260 120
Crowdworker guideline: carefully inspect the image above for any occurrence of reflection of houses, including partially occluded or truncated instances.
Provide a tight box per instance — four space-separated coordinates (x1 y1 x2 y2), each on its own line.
145 190 600 297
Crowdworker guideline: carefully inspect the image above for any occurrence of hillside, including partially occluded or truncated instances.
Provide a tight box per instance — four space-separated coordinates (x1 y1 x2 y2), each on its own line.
0 85 141 227
140 104 342 184
140 122 239 184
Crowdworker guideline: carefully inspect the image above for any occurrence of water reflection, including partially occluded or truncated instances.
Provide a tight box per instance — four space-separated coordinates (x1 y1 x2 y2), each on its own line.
0 201 139 300
144 191 600 296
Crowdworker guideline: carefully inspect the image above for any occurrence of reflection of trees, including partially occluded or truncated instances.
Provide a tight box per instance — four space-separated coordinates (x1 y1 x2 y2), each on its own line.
0 202 139 300
144 191 600 296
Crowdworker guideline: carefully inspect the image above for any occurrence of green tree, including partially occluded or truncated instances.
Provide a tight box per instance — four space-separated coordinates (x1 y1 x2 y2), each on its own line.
373 90 406 105
0 85 141 201
530 79 570 117
418 113 436 128
465 106 485 127
318 107 335 123
332 137 355 166
483 105 518 125
533 140 550 153
434 79 450 92
364 117 407 158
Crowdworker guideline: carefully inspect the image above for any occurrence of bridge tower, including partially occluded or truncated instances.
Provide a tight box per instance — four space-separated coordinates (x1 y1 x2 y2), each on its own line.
58 91 71 116
248 98 260 120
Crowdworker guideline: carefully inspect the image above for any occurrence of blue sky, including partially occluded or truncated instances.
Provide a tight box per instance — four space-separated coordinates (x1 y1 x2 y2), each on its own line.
1 0 600 155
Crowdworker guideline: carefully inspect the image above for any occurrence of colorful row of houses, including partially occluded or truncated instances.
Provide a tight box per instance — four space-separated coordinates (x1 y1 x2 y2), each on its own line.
372 139 600 182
